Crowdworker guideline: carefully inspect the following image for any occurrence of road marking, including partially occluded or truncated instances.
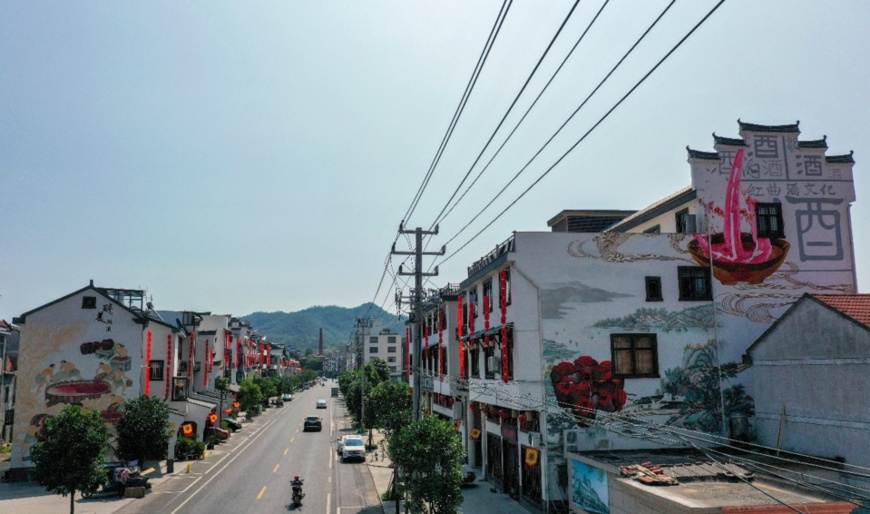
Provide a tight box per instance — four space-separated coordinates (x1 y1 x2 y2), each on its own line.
168 416 279 514
290 437 295 442
273 463 280 473
284 448 289 456
327 492 331 514
257 486 266 500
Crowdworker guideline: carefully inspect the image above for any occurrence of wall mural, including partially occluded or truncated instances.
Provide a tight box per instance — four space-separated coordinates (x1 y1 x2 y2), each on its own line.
571 459 609 514
689 149 790 285
551 356 626 423
593 305 718 332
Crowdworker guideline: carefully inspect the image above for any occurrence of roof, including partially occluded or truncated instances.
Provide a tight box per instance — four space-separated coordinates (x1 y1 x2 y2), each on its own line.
738 119 800 133
712 133 746 147
812 294 870 327
686 147 719 160
798 136 828 149
826 151 855 164
606 185 695 233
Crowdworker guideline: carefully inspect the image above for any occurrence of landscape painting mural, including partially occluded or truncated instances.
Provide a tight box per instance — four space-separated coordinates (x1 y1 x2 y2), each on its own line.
571 459 608 514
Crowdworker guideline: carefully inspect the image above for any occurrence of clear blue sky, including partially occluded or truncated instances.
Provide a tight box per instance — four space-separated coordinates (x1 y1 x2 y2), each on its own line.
2 1 868 323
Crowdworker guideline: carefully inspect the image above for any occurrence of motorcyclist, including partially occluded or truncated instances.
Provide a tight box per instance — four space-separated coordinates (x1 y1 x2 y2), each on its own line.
291 475 304 494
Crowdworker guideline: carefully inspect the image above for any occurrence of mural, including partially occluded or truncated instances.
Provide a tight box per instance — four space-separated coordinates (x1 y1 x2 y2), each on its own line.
689 149 790 285
550 356 626 424
658 340 754 435
571 459 608 514
593 305 718 332
540 283 632 319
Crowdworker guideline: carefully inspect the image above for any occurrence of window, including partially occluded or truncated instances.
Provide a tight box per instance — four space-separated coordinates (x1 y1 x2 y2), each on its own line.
387 357 396 363
82 296 97 309
369 346 378 353
611 334 658 377
756 203 784 239
504 268 512 306
387 346 397 353
149 360 165 381
470 347 480 377
387 336 396 343
643 225 661 235
483 279 493 312
678 266 712 301
171 377 189 401
675 209 691 233
483 345 496 380
645 276 663 301
369 336 378 344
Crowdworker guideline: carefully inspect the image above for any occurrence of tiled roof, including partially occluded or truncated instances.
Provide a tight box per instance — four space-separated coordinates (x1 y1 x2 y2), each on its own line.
686 147 719 160
812 294 870 327
798 136 828 149
826 151 855 164
606 185 695 232
712 133 746 147
738 119 800 133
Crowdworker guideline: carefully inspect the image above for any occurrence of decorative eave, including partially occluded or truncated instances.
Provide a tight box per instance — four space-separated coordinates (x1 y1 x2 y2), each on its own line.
797 135 828 149
712 133 746 147
826 151 855 164
686 147 719 161
738 119 800 133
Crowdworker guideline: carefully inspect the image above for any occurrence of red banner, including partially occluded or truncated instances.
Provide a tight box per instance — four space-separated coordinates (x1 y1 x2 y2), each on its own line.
145 331 152 395
166 334 172 400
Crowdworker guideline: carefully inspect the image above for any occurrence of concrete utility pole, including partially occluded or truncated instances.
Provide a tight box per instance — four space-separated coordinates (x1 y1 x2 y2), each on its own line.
393 223 444 422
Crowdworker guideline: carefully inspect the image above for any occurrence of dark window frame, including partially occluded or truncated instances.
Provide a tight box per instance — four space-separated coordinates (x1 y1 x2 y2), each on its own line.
675 209 690 234
483 279 493 312
469 346 480 377
149 360 165 381
645 276 663 302
610 333 659 378
643 225 661 235
678 266 712 301
82 296 97 309
756 202 785 239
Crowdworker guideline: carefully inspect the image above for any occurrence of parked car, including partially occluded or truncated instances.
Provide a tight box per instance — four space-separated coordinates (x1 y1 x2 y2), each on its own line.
274 396 284 407
316 399 327 409
339 435 365 462
303 416 322 432
282 393 293 402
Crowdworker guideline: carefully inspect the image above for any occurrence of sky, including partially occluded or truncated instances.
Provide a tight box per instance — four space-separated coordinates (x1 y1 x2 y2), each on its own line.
2 0 869 324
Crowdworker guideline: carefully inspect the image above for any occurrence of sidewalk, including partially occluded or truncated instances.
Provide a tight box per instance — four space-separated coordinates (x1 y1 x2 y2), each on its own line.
364 428 534 514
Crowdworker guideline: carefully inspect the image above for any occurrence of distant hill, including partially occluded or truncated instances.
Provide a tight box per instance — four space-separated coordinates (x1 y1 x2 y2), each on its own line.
241 303 406 354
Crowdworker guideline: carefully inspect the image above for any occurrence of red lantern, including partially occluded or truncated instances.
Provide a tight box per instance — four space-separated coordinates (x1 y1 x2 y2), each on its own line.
470 402 478 412
499 408 510 419
182 424 194 437
208 413 218 424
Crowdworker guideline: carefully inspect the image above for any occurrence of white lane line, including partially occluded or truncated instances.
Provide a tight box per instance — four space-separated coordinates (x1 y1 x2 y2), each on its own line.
326 492 331 514
168 416 279 514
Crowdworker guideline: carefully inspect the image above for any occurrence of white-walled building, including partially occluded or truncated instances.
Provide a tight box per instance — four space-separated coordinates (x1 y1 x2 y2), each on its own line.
445 121 858 512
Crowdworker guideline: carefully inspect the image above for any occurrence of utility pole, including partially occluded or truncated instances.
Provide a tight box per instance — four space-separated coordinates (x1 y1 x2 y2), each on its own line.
356 317 372 436
393 223 444 422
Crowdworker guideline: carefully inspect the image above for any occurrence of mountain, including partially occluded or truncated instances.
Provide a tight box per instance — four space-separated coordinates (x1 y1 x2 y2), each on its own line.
241 303 406 353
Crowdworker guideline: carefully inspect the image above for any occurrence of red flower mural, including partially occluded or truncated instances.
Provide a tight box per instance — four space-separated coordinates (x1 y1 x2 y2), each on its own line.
550 355 626 423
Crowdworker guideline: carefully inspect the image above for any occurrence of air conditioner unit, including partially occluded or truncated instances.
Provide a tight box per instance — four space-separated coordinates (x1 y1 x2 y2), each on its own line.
193 362 202 372
487 355 500 371
528 432 541 447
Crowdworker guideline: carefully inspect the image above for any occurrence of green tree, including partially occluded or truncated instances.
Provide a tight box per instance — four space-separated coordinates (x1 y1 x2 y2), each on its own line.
238 378 263 413
389 416 465 514
116 395 170 465
368 380 412 438
30 404 110 514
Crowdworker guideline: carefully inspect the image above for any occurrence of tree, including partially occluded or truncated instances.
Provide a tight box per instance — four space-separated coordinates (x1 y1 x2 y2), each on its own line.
388 416 466 514
238 378 263 413
30 404 110 514
368 380 411 438
116 395 170 465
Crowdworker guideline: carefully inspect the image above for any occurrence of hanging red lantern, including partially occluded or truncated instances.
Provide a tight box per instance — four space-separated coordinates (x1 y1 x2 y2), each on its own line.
470 402 478 412
182 423 194 437
499 408 510 419
208 413 218 424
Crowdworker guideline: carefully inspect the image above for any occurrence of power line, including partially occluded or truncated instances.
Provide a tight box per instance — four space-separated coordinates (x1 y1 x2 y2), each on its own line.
427 0 586 231
402 0 513 227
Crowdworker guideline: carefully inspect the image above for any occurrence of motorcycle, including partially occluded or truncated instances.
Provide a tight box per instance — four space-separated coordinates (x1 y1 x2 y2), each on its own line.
291 481 305 506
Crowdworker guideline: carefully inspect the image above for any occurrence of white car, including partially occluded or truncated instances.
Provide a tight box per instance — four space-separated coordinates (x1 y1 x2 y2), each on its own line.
316 399 327 409
337 435 365 462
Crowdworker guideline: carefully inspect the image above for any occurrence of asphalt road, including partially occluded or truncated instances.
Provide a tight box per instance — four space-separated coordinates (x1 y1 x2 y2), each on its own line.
117 386 381 514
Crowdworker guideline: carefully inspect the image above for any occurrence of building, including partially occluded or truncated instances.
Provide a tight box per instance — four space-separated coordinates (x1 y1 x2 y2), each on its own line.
362 325 405 377
446 121 858 512
1 320 19 444
745 293 870 479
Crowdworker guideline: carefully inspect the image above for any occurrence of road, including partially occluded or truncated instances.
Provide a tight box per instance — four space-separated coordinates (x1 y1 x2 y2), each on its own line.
118 386 381 514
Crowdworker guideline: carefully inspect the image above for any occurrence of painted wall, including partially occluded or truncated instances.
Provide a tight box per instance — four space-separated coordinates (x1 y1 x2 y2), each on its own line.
749 298 870 469
11 289 145 469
